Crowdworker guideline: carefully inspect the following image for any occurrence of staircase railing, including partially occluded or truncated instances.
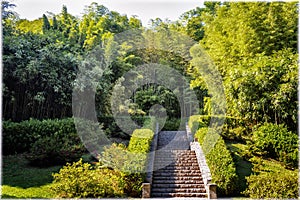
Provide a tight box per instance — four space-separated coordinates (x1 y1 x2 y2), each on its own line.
142 122 159 198
186 123 217 199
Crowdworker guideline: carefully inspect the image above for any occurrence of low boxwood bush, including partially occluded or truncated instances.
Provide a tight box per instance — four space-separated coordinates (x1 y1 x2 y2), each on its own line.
243 170 298 198
251 123 298 168
195 127 238 196
128 129 154 153
99 144 145 196
52 128 154 198
51 159 125 198
101 128 154 196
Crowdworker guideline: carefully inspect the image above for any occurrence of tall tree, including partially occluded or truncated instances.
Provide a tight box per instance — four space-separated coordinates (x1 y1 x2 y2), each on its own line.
42 14 51 33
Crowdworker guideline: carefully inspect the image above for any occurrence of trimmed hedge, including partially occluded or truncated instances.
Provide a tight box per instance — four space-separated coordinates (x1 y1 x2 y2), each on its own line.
243 170 298 198
3 116 153 155
3 118 76 155
195 127 238 196
128 129 154 153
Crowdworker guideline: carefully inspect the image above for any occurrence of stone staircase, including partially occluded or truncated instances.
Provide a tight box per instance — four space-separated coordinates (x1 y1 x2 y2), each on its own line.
151 131 207 198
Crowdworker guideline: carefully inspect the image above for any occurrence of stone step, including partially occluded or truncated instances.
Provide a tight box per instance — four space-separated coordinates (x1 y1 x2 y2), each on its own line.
157 149 194 152
152 131 207 198
151 187 206 193
154 170 202 174
155 168 200 172
155 153 196 156
155 153 196 155
154 161 199 166
152 176 203 181
152 179 204 184
156 153 195 155
155 159 197 162
154 158 198 161
156 157 197 161
151 192 207 198
156 148 190 151
152 183 205 188
153 171 201 177
156 166 200 170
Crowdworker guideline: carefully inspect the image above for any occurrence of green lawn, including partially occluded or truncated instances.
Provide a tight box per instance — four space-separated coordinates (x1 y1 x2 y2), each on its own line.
1 154 62 198
226 141 253 195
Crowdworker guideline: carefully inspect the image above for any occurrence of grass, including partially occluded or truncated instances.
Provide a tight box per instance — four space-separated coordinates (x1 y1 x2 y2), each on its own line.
1 154 62 198
226 141 253 195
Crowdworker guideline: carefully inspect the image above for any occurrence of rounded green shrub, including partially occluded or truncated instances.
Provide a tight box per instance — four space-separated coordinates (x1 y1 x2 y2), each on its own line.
243 170 298 198
51 159 125 198
98 143 146 196
251 123 298 167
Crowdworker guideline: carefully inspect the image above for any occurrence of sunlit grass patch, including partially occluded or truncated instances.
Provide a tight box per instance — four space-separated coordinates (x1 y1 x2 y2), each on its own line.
1 184 55 199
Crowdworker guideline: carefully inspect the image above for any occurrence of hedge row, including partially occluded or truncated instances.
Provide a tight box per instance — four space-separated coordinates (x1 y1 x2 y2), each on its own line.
128 129 154 154
195 127 238 196
3 116 153 155
3 118 76 155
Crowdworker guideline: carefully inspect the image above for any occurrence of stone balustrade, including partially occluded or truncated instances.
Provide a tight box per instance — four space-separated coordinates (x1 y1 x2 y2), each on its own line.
187 123 217 199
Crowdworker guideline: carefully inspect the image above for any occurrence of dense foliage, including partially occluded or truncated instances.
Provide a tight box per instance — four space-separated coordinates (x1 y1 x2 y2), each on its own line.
2 1 298 198
188 2 298 133
243 170 298 199
243 156 298 198
51 159 125 198
52 128 153 198
188 115 210 134
251 123 298 168
2 118 77 154
195 127 238 196
186 3 298 197
27 132 86 166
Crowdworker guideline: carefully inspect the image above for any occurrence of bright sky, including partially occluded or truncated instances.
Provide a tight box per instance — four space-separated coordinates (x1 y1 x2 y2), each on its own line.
13 0 204 26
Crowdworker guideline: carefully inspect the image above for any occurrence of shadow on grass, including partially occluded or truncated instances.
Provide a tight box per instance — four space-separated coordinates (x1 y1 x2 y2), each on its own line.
226 142 253 194
2 154 62 188
1 194 18 198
